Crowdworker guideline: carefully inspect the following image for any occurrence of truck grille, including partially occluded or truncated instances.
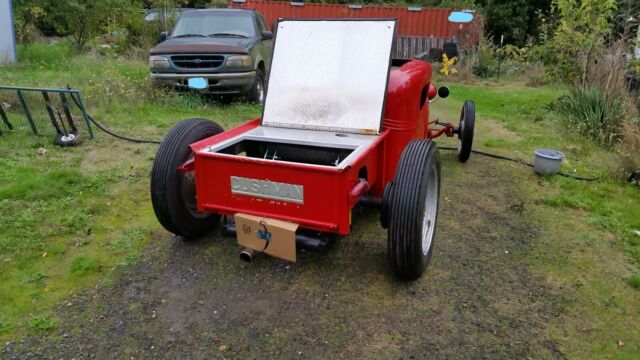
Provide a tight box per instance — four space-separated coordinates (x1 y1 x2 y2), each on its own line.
170 55 224 69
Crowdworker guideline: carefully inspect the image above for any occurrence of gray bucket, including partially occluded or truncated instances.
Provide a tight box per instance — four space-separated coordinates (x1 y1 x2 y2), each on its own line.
534 149 564 175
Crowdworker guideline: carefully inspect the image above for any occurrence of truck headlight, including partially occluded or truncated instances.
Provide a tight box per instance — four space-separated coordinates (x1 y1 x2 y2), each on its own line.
225 55 252 68
149 55 170 69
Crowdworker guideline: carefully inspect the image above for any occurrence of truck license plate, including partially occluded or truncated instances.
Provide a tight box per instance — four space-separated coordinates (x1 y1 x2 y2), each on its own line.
187 77 208 90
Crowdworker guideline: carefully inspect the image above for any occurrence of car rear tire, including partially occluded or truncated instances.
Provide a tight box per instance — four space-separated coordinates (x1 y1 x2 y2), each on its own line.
457 100 475 163
151 118 224 239
388 140 441 279
249 68 266 104
428 48 443 63
443 42 459 60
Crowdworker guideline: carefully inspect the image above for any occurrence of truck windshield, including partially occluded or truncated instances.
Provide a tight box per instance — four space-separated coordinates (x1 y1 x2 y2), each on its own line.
172 12 256 38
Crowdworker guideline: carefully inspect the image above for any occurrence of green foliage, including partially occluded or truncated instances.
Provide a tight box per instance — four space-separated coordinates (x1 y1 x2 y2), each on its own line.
628 275 640 289
555 86 625 147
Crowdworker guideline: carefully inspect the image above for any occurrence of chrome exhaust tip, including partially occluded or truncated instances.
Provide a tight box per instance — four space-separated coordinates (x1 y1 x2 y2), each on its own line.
240 248 257 263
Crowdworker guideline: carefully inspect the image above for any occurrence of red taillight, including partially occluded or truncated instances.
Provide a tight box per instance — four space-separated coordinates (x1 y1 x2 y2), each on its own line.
427 83 437 100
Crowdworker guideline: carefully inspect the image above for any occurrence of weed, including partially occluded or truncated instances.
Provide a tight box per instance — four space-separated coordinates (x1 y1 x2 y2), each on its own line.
70 255 101 276
628 276 640 289
73 238 91 248
21 272 47 285
121 253 140 266
28 316 57 332
29 291 42 301
106 228 145 252
483 138 512 148
0 321 11 333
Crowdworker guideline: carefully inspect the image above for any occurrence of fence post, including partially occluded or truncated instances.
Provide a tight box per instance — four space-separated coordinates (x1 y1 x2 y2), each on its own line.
16 90 38 134
75 91 94 139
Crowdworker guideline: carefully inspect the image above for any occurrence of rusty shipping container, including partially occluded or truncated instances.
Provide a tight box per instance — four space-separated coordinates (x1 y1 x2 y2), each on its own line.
228 0 482 40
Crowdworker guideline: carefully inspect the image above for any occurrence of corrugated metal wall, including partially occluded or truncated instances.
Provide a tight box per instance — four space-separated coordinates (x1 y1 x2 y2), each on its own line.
228 0 481 39
395 36 446 59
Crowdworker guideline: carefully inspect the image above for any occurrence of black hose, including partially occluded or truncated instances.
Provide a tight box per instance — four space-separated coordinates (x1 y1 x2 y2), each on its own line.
68 92 161 144
84 113 161 144
439 147 599 182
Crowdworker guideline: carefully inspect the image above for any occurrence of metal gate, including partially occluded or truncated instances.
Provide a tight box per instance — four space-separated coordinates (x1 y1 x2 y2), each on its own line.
0 86 94 140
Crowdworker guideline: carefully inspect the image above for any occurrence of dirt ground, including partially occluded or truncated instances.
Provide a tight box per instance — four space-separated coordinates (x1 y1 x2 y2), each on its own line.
3 150 567 359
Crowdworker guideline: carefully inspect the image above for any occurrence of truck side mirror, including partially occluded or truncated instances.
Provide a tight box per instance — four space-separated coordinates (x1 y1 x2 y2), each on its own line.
159 31 169 43
261 31 274 40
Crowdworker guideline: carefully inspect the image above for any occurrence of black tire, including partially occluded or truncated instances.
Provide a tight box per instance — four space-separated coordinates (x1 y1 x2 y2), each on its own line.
388 140 441 279
151 118 224 238
54 132 81 147
248 68 266 104
457 100 475 163
428 48 443 63
443 42 459 60
380 182 393 229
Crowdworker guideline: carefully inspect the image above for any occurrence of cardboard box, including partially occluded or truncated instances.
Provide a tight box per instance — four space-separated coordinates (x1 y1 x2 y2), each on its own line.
234 214 299 262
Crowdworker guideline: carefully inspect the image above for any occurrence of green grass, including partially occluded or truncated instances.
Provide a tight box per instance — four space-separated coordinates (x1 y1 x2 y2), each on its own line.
439 81 640 268
0 41 263 339
433 80 640 358
1 42 639 357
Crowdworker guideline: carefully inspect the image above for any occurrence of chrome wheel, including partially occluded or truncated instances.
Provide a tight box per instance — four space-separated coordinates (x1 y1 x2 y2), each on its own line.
421 163 439 255
257 80 265 104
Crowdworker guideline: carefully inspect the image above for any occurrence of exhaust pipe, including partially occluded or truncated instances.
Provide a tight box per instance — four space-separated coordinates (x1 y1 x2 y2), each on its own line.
240 247 257 263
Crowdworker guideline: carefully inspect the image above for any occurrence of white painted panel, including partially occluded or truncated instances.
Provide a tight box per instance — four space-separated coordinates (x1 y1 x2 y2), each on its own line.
262 20 396 134
0 0 17 63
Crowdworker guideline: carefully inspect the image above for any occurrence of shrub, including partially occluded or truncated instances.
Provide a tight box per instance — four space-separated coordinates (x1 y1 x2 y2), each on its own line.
555 86 625 147
471 40 498 78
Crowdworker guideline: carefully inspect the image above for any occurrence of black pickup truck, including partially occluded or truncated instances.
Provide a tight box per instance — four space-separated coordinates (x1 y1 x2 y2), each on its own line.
149 9 273 103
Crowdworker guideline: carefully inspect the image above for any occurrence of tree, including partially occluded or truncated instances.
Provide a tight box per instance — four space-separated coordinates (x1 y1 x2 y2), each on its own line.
40 0 134 52
12 0 46 43
477 0 552 46
545 0 618 82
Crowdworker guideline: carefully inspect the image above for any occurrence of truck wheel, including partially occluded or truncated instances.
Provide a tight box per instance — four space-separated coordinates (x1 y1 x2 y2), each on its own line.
249 68 266 104
457 100 475 163
151 118 223 239
388 140 441 279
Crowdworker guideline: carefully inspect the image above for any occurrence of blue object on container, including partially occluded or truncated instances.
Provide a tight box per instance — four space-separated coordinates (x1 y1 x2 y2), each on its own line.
448 11 474 23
